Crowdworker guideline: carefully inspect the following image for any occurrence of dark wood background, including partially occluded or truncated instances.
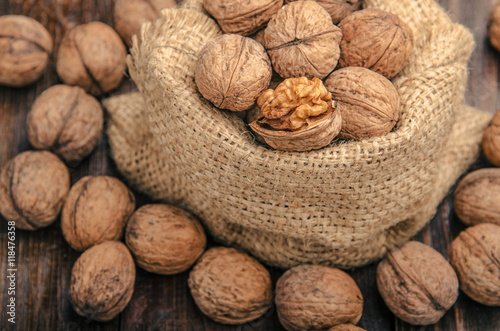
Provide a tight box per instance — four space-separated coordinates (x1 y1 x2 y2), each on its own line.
1 0 500 330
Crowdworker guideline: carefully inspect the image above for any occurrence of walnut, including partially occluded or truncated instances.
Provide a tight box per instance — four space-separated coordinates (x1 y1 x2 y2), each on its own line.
0 15 53 87
275 265 363 331
56 22 127 96
377 241 459 325
450 223 500 306
0 151 70 231
70 241 135 322
203 0 283 36
453 168 500 227
26 85 103 166
195 34 272 112
188 247 272 324
114 0 177 48
329 324 366 331
264 1 343 79
61 176 135 251
285 0 362 24
324 66 400 140
482 109 500 166
489 2 500 52
338 8 414 79
125 204 206 275
250 76 342 151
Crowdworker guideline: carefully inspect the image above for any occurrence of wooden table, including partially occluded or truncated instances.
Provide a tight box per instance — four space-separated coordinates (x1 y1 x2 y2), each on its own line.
1 0 499 330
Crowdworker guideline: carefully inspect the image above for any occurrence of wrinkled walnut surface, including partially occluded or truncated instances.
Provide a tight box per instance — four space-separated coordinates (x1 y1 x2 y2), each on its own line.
377 241 459 325
56 21 127 96
264 1 343 79
125 204 206 275
338 8 414 79
489 2 500 52
0 151 69 230
188 247 272 324
329 324 366 331
70 241 136 322
0 15 53 87
203 0 283 36
275 264 363 331
195 34 272 112
285 0 362 24
450 223 500 306
26 84 103 165
453 168 500 227
482 110 500 166
61 176 135 251
324 66 399 140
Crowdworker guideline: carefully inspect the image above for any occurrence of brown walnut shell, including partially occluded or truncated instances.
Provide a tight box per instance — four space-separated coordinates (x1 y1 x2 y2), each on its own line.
450 223 500 306
324 66 400 140
114 0 177 48
285 0 362 24
0 151 70 230
376 241 459 325
26 84 103 166
481 109 500 166
61 176 136 251
188 247 272 324
329 324 366 331
56 22 127 96
338 8 414 79
195 34 272 112
489 2 500 52
125 204 207 275
70 241 136 322
0 15 53 87
264 1 343 79
453 168 500 227
203 0 283 36
275 265 363 331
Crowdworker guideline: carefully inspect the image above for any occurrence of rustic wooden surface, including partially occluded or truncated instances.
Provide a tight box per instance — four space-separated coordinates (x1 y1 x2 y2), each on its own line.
1 0 500 330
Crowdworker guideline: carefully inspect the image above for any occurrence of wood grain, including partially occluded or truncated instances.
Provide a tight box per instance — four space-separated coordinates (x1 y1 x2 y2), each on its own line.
1 1 500 330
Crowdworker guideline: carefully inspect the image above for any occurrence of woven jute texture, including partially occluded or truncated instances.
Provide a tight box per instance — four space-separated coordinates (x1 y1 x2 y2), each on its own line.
106 0 493 268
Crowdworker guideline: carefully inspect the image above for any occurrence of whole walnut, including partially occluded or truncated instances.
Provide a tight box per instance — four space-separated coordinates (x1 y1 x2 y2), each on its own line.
450 223 500 306
285 0 362 24
203 0 283 36
275 265 363 331
56 22 127 96
188 247 272 324
195 34 272 112
61 176 135 251
489 2 500 52
70 241 136 322
377 241 459 325
0 151 70 230
338 8 414 79
481 109 500 166
0 15 53 87
329 324 366 331
26 85 103 165
125 204 206 275
264 1 343 79
324 66 400 140
453 168 500 227
114 0 177 48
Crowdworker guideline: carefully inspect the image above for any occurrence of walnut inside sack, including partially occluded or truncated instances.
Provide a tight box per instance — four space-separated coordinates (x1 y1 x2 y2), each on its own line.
285 0 362 24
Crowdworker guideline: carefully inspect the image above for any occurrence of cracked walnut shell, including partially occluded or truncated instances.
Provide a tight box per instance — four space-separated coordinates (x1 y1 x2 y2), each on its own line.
0 151 70 230
264 1 343 79
195 34 272 112
450 223 500 306
275 265 363 331
61 176 135 251
481 109 500 167
325 66 400 140
188 247 272 324
125 204 206 275
377 241 459 325
285 0 362 24
338 8 414 79
70 241 135 322
250 76 341 151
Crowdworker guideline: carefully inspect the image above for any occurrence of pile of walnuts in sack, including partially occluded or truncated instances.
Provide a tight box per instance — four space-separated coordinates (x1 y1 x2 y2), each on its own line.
1 0 500 329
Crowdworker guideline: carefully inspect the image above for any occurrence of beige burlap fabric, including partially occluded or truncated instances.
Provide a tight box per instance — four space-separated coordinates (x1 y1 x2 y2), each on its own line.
105 0 493 268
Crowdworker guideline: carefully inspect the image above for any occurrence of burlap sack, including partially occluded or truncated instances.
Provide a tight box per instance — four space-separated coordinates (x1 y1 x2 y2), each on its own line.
105 0 493 268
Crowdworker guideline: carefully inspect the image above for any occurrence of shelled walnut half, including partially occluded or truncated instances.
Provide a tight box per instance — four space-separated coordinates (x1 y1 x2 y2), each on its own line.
249 76 342 151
